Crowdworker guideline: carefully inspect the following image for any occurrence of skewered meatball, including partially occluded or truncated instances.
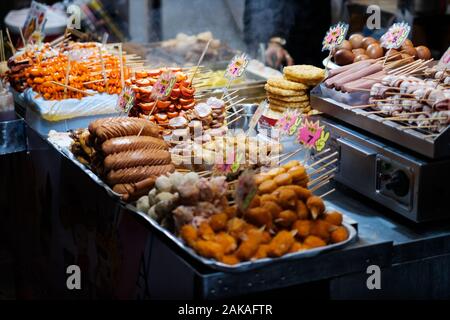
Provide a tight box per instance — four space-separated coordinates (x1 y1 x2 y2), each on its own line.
306 196 325 219
331 226 349 243
268 230 295 257
235 229 264 261
195 240 224 260
215 232 237 254
324 211 343 226
304 235 326 248
180 224 198 247
293 220 311 238
209 213 228 232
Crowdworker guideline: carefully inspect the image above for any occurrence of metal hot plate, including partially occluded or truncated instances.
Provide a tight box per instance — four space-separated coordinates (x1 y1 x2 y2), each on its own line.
310 86 450 159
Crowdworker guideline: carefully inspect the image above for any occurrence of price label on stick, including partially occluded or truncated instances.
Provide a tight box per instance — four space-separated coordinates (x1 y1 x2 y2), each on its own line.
247 100 269 135
152 71 176 100
225 53 249 80
297 118 330 152
381 22 411 49
116 86 135 114
322 22 349 52
276 109 303 136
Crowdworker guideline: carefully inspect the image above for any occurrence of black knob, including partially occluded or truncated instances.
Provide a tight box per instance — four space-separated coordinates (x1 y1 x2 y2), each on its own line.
385 170 409 197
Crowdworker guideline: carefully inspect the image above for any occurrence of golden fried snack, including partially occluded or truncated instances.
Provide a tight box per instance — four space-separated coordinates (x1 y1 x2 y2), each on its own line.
261 231 272 244
215 232 237 254
310 220 332 243
245 207 272 228
180 224 198 247
221 254 240 265
260 194 278 205
258 180 278 194
224 206 237 219
282 160 300 170
236 229 264 261
266 167 286 177
262 201 283 219
296 200 309 220
304 235 326 248
297 178 309 188
254 173 271 186
324 211 343 226
273 173 293 186
293 220 311 238
268 230 295 257
331 226 349 243
306 196 325 219
283 65 325 86
289 242 308 253
227 218 248 239
275 185 312 201
249 195 261 209
195 240 224 260
272 188 297 207
276 210 297 228
267 77 309 91
198 221 215 241
253 244 270 259
288 166 308 182
209 213 229 232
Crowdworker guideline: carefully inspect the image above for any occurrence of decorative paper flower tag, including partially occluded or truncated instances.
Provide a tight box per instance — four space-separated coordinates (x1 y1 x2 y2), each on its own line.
276 109 303 136
152 71 176 100
297 118 330 151
381 22 411 49
225 53 249 80
116 86 135 113
322 22 349 51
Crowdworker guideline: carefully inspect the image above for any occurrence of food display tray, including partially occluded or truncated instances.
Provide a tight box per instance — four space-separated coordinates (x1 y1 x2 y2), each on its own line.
311 86 450 159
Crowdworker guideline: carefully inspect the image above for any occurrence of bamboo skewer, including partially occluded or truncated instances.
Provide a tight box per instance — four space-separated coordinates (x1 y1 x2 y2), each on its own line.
225 108 244 120
226 97 246 110
0 30 5 62
226 115 243 126
307 167 337 187
278 146 304 164
306 151 338 169
47 81 93 95
319 188 336 198
310 178 332 193
308 158 338 176
5 28 15 54
400 125 439 130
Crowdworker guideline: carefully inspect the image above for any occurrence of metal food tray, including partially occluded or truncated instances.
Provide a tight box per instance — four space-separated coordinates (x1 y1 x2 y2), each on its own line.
50 139 357 273
311 86 450 159
127 202 357 273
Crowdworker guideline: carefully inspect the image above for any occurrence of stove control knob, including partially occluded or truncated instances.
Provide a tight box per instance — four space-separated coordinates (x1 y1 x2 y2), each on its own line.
385 170 409 197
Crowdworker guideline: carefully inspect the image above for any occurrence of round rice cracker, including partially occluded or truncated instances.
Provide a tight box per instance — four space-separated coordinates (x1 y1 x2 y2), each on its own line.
269 101 311 113
268 93 309 102
267 77 308 91
269 104 311 114
264 83 305 97
283 65 325 86
269 98 310 109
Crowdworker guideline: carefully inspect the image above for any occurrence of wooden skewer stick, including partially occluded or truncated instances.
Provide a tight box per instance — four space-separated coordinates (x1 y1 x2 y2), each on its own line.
225 108 244 120
19 28 26 48
83 79 104 85
223 89 239 100
226 97 247 110
279 146 304 164
308 158 338 176
226 115 243 127
345 104 374 110
63 56 71 99
306 151 338 169
97 45 109 92
5 28 15 54
319 188 336 198
47 81 93 96
400 125 439 130
387 117 448 122
118 43 125 89
308 167 337 187
0 30 4 62
310 177 333 192
189 39 212 87
381 112 427 120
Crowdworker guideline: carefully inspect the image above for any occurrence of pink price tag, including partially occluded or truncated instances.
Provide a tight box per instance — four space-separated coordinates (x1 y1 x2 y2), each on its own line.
322 22 349 52
225 53 249 80
297 118 330 151
276 109 303 136
116 86 135 113
152 71 176 100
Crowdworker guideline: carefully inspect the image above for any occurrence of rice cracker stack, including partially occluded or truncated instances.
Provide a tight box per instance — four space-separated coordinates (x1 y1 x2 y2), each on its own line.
265 65 325 115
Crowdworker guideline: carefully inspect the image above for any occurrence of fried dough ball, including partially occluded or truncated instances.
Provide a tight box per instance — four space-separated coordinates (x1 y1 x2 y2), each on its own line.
249 195 261 209
275 185 311 200
221 254 240 265
331 226 349 243
266 167 286 177
258 180 278 194
198 221 215 241
268 230 295 257
324 211 343 226
306 196 325 219
209 213 229 232
180 224 198 247
282 160 300 170
276 210 297 228
227 218 248 239
260 194 278 205
289 242 308 253
273 188 297 208
245 207 272 228
296 200 309 220
261 231 272 244
215 232 237 254
262 200 283 219
224 205 237 219
253 244 270 259
310 220 332 242
254 173 271 186
274 173 293 186
304 235 326 248
236 229 264 261
293 220 311 238
288 166 308 182
195 240 224 260
297 177 309 188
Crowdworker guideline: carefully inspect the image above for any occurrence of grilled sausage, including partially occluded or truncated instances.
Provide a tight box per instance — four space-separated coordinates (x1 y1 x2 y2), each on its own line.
89 117 159 142
101 136 168 155
113 176 156 202
106 164 175 185
104 149 172 171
